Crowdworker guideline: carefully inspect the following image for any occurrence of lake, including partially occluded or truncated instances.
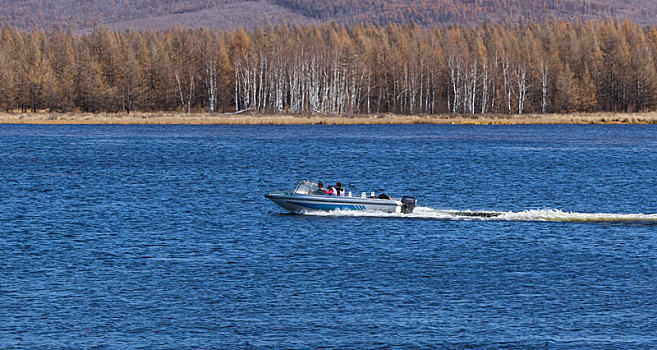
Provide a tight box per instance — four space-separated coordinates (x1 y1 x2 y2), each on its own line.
1 124 656 348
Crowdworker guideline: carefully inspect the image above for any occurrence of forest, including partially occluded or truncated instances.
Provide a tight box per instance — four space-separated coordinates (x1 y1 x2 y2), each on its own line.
1 20 657 116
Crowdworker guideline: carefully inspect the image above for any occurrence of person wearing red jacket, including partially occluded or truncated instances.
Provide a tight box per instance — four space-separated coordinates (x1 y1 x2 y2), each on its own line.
316 181 333 195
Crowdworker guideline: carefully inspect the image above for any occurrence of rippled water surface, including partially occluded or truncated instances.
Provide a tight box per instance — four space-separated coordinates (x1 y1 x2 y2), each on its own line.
1 124 657 348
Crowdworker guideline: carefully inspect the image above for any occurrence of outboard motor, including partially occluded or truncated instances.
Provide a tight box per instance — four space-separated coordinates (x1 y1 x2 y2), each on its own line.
401 196 417 214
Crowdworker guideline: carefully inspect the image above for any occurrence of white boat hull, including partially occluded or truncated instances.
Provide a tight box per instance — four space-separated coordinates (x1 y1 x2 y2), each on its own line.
265 193 402 213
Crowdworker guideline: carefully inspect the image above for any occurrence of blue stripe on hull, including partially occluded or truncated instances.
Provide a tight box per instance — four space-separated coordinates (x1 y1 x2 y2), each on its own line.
288 201 366 211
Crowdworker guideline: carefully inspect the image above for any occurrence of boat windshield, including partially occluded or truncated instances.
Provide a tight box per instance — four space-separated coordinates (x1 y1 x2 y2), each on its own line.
293 180 317 195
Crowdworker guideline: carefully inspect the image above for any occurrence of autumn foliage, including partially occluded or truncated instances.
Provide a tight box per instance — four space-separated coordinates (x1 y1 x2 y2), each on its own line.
1 21 657 115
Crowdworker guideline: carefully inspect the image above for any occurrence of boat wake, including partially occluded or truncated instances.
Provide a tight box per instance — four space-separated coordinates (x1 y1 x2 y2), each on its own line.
302 206 657 223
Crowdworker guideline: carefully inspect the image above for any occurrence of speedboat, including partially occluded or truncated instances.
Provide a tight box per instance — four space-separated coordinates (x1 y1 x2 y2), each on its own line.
265 180 417 214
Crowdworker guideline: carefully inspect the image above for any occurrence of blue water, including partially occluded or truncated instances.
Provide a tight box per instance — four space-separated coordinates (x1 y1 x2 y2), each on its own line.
1 124 657 349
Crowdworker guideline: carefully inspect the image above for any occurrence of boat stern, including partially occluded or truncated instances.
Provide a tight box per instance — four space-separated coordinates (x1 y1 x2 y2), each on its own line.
401 196 417 214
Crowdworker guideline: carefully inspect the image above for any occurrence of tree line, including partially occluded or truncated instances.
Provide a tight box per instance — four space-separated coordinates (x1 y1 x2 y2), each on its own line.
1 20 657 115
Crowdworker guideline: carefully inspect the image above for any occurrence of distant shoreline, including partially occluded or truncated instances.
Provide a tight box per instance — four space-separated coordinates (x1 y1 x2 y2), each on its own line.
2 112 657 125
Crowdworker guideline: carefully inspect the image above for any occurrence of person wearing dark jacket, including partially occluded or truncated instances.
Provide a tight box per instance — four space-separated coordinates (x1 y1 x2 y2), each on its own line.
334 182 345 196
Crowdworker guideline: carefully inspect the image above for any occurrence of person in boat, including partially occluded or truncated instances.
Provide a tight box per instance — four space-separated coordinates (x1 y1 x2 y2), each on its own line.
333 182 345 196
316 181 333 195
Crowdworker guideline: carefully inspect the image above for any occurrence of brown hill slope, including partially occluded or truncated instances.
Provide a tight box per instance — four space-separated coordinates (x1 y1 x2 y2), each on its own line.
105 1 317 32
1 0 656 31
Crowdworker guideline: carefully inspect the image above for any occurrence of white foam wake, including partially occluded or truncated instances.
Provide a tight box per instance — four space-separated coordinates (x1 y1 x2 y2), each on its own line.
301 206 657 223
495 208 657 223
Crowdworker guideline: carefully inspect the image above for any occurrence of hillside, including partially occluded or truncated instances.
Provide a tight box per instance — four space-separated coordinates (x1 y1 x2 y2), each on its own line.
1 0 657 31
106 1 318 32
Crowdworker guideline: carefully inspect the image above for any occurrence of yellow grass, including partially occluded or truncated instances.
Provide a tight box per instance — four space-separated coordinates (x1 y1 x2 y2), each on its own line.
2 111 657 125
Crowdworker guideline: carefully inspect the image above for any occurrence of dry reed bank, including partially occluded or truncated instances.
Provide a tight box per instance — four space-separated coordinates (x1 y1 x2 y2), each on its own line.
1 112 657 125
